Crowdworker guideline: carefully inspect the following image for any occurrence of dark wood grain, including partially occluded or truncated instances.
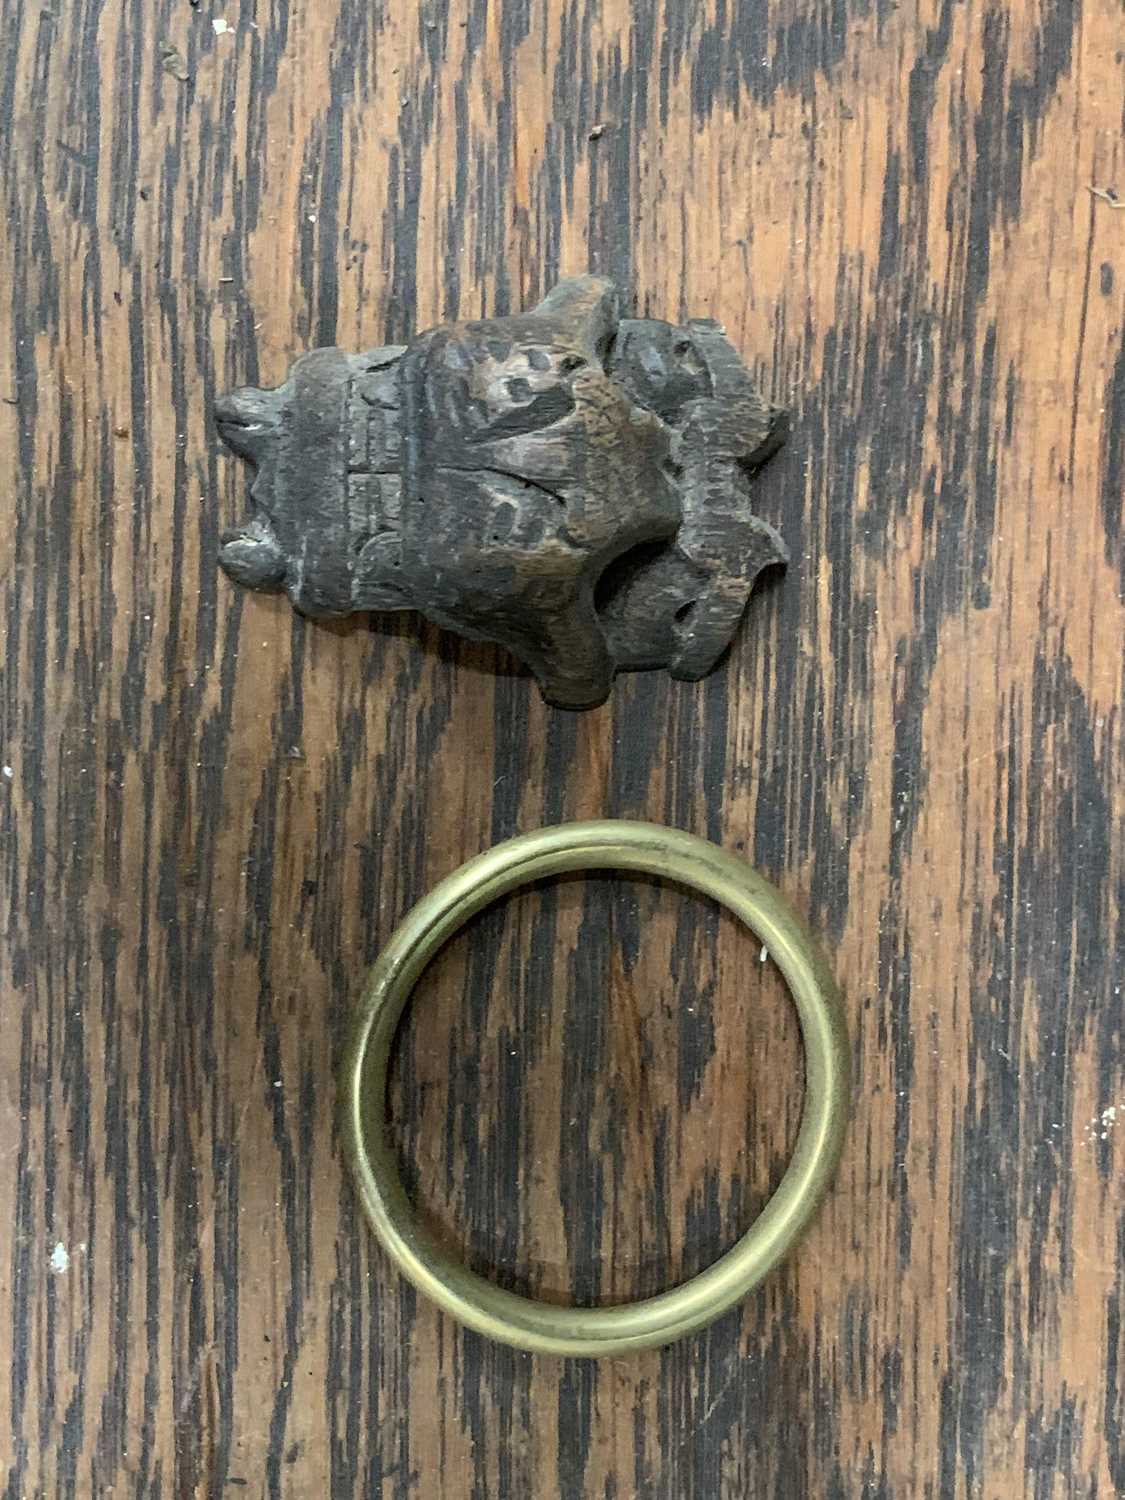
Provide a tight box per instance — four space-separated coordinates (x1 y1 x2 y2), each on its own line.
1 1 1122 1496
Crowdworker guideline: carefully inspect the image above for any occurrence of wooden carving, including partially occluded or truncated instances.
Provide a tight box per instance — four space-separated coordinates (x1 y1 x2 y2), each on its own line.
215 276 787 709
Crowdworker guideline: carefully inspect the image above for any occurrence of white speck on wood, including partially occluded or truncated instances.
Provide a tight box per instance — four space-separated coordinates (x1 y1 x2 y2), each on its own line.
760 945 769 963
49 1242 70 1274
212 17 231 34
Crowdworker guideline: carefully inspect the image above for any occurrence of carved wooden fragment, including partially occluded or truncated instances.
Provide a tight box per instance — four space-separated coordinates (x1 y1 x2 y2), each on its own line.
216 276 786 708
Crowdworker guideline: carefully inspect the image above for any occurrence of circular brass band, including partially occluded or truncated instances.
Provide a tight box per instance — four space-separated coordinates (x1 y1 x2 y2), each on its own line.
342 821 849 1358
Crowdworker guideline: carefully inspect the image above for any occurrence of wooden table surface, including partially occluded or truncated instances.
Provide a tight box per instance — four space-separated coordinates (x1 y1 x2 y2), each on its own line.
2 1 1122 1495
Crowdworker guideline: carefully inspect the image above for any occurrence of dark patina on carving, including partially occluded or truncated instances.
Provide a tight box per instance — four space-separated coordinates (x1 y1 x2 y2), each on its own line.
215 276 787 709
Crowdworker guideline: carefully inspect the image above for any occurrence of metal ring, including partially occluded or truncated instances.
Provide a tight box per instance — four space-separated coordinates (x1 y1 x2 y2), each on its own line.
341 821 849 1358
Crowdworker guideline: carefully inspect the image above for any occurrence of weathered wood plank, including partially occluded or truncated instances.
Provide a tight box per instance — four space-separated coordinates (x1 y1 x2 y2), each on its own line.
1 0 1121 1495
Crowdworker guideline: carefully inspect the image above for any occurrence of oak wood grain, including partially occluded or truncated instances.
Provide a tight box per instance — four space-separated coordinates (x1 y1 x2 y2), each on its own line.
1 0 1122 1496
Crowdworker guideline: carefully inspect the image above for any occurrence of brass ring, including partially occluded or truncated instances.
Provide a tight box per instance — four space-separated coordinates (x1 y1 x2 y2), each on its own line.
341 821 849 1358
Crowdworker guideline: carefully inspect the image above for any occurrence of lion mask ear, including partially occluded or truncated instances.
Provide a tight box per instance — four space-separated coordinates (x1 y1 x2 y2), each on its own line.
213 385 282 465
530 275 620 365
218 519 285 591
